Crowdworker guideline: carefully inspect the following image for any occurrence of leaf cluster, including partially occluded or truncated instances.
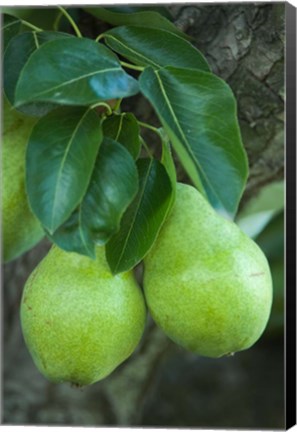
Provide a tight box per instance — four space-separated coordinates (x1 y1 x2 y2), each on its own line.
2 6 248 274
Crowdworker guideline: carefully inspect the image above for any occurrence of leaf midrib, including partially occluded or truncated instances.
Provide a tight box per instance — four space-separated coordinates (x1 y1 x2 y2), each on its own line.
115 114 124 141
3 19 20 30
112 159 152 273
17 66 121 102
154 69 227 209
50 109 90 232
106 33 160 68
78 204 94 258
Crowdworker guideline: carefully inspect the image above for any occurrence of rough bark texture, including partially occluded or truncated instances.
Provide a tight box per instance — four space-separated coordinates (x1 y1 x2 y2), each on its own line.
2 3 285 428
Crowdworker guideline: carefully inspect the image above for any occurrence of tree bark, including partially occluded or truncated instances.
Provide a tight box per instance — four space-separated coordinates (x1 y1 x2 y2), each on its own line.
3 3 285 427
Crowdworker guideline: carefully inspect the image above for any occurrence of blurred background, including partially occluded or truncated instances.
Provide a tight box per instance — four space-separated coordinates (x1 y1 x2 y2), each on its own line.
2 3 285 429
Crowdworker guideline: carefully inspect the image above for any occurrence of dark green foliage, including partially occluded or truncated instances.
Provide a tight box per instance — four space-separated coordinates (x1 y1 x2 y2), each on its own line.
2 6 249 273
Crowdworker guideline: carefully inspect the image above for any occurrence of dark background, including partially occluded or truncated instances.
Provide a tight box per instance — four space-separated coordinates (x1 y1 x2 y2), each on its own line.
2 2 285 428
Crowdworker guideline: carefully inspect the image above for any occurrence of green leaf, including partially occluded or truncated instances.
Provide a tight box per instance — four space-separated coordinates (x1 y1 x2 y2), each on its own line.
46 210 95 258
14 37 139 107
255 211 284 335
160 129 177 188
2 14 22 52
3 31 73 116
255 211 284 261
26 107 103 233
50 137 139 257
106 158 173 274
265 257 284 335
160 136 177 215
102 113 141 159
236 181 284 238
84 7 189 40
105 6 172 19
139 66 248 218
104 26 210 71
1 7 64 31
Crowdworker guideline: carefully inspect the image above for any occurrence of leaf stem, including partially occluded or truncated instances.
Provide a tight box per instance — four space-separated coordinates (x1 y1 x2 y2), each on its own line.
141 138 154 159
90 102 113 116
21 20 43 32
113 98 122 112
138 121 163 140
95 33 105 42
57 6 82 38
120 61 144 72
53 10 63 31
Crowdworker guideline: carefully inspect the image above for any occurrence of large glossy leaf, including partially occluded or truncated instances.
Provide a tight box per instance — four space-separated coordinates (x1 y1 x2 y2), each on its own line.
3 31 73 116
2 14 22 52
102 113 141 159
50 137 138 257
26 107 103 234
139 66 248 218
84 7 188 40
14 37 139 107
106 158 173 274
104 26 210 71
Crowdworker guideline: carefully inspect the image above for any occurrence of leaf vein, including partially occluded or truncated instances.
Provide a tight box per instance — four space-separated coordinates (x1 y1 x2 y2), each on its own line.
3 20 19 30
106 33 160 68
25 66 121 99
115 114 124 141
78 205 93 256
154 70 226 206
113 160 152 273
50 109 90 231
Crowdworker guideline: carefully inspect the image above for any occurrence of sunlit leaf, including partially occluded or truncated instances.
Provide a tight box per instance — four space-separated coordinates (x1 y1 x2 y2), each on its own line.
14 37 139 107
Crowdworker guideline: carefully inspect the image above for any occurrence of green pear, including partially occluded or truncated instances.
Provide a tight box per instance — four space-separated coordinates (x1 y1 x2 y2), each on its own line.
144 183 273 358
20 245 146 386
2 97 44 262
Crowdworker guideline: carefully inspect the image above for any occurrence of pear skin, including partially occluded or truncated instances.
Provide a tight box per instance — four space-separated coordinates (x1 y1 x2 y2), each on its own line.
144 183 273 358
20 245 146 386
2 98 44 262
